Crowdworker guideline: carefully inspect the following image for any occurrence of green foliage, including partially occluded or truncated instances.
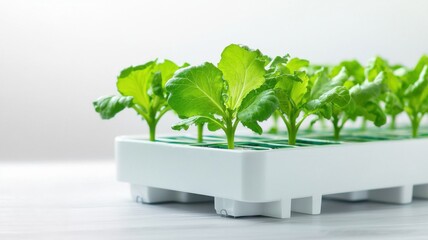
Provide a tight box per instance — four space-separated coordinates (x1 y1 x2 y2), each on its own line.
267 55 351 144
93 43 428 145
403 61 428 137
166 44 278 149
93 59 181 141
93 95 134 119
331 60 365 85
327 69 387 140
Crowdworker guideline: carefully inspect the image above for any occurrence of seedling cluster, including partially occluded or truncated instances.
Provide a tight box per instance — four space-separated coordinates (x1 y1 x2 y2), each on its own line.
94 44 428 149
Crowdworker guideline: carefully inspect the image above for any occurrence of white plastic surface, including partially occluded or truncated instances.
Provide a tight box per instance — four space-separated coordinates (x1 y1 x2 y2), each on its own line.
116 135 428 218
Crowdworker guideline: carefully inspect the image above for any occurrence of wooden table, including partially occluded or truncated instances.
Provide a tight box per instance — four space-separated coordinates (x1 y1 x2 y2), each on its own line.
1 160 428 240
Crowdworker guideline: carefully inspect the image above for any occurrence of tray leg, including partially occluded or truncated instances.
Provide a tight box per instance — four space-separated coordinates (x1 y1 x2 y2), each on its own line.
368 185 413 204
214 195 322 219
131 184 213 203
214 197 291 219
291 195 322 215
325 190 369 201
413 184 428 199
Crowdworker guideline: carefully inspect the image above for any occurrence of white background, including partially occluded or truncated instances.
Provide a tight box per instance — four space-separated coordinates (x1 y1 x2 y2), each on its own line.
1 0 427 160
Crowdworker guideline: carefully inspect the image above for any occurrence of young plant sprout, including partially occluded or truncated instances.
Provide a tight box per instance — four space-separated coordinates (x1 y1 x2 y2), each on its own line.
326 68 387 140
267 56 351 145
329 60 368 130
403 55 428 137
365 56 404 130
93 60 182 141
166 44 278 149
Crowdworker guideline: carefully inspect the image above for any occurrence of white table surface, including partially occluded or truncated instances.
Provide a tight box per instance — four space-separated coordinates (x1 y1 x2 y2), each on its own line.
2 160 428 240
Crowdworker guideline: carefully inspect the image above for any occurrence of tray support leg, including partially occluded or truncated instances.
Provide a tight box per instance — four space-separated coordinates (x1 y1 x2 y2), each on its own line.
413 184 428 199
368 185 413 204
214 195 322 219
291 195 322 215
325 190 369 201
131 184 212 203
214 197 291 219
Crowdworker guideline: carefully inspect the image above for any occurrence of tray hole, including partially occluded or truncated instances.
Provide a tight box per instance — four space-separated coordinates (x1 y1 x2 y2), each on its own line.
262 138 339 146
235 142 295 149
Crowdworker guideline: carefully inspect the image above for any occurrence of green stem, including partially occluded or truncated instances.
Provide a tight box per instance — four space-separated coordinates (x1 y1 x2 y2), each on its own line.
332 115 341 141
148 121 157 141
282 112 299 146
226 131 235 149
411 115 420 138
224 113 238 149
155 106 170 123
269 113 279 134
225 121 236 149
287 122 297 145
320 118 327 130
390 115 397 130
361 118 367 131
197 123 204 143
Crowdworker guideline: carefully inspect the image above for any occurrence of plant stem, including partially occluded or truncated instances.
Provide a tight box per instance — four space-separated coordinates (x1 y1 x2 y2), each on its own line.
226 131 235 149
197 123 204 143
361 118 367 131
224 115 238 149
148 121 157 141
281 112 299 145
332 115 341 141
287 122 297 145
320 118 327 130
269 113 279 134
411 114 421 138
390 115 396 130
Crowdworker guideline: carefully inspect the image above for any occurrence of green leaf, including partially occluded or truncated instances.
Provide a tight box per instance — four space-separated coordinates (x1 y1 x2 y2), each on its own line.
362 101 387 127
331 60 365 84
172 116 209 130
218 44 266 110
116 61 156 110
238 89 279 134
285 58 309 73
311 67 349 99
306 86 350 115
384 92 404 116
151 72 163 97
346 74 387 126
413 55 428 78
275 71 309 107
365 56 401 93
166 62 225 118
404 65 428 113
350 72 385 105
93 95 133 119
172 116 223 132
305 68 351 119
269 55 290 68
155 59 179 87
274 88 294 116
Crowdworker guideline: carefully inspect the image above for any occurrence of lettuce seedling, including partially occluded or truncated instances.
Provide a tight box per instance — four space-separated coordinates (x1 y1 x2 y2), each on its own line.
93 60 181 141
267 56 351 145
166 44 278 149
403 55 428 137
326 69 387 140
365 56 404 129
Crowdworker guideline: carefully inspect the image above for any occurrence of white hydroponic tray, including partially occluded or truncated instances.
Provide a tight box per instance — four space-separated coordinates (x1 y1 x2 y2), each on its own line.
116 134 428 219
